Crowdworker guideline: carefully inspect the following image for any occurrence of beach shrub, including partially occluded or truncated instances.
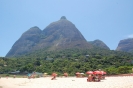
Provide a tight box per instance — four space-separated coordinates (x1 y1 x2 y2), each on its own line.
118 66 132 74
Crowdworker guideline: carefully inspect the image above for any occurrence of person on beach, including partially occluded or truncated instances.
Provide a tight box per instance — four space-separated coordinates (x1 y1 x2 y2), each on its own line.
27 73 31 79
13 75 16 78
92 74 95 82
51 73 57 80
95 74 100 82
6 76 8 79
87 74 92 82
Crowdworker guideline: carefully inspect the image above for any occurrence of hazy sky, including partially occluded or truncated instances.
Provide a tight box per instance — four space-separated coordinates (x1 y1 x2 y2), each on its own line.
0 0 133 57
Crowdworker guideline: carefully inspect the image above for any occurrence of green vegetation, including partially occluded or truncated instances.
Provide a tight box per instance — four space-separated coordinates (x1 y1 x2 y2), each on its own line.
1 48 133 76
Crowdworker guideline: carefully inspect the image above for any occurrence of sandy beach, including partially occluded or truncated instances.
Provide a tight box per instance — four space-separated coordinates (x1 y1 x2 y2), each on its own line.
0 76 133 88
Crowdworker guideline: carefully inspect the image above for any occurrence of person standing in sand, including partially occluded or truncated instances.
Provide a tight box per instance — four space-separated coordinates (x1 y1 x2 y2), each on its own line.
87 74 92 82
13 75 16 78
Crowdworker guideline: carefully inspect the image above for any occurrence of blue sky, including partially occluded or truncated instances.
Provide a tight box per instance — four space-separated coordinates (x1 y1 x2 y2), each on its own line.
0 0 133 57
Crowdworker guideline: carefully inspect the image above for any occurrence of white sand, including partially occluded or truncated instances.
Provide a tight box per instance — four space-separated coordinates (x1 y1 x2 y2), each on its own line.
0 76 133 88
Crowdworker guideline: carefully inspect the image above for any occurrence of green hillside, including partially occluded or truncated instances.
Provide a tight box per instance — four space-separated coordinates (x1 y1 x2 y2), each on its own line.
1 48 133 75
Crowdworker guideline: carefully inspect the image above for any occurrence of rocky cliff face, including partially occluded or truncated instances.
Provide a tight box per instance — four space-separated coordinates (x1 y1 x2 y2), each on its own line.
116 38 133 53
39 16 92 50
89 39 110 50
6 16 92 57
6 26 42 57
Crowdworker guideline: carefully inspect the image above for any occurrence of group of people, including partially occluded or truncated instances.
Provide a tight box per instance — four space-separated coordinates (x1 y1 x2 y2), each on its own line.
87 71 106 82
27 72 36 79
51 71 106 82
0 71 106 83
26 71 106 82
87 74 102 82
51 72 68 80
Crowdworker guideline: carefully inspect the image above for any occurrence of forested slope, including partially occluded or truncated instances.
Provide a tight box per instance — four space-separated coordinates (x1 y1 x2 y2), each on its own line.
1 47 133 75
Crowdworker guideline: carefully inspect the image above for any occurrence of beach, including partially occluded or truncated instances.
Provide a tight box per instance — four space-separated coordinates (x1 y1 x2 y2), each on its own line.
0 76 133 88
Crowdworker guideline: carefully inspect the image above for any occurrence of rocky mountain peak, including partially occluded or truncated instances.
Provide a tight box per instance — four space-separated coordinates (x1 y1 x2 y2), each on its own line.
89 39 110 50
116 38 133 53
6 17 92 57
22 26 42 35
60 16 67 20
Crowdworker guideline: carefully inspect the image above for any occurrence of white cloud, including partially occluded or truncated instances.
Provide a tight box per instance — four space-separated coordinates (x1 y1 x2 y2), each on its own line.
127 34 133 38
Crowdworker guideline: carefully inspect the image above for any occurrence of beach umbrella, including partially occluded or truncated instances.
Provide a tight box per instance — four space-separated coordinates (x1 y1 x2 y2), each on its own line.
86 71 94 74
104 72 107 74
64 72 68 77
93 71 102 74
44 73 48 76
64 72 68 75
52 73 57 76
75 72 81 77
75 72 81 75
80 73 84 77
100 71 107 75
80 73 84 75
44 73 48 75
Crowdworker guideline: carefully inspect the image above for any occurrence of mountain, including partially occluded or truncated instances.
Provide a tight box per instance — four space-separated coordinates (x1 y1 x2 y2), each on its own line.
116 38 133 54
39 16 92 50
88 39 110 50
6 26 42 57
6 16 92 57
